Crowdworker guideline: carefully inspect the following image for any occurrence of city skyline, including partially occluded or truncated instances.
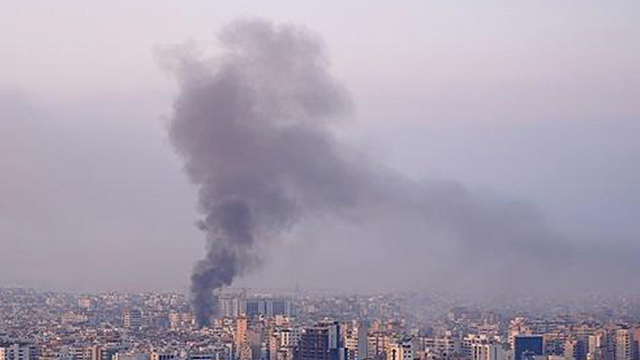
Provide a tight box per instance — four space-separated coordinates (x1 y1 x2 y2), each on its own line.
1 2 639 295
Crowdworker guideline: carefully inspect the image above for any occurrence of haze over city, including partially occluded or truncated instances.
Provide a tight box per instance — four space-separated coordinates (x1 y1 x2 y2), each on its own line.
4 5 640 360
1 1 639 298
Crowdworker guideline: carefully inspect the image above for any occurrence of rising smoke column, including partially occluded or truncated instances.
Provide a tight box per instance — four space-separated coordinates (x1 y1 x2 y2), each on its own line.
163 18 640 326
164 19 356 326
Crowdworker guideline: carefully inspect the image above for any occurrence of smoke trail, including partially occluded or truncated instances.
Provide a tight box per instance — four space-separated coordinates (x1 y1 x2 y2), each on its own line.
163 19 356 326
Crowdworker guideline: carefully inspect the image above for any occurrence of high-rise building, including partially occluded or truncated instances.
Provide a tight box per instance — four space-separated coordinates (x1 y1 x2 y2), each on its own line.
514 336 544 360
90 346 117 360
243 298 292 318
422 335 462 360
367 333 393 360
150 353 177 360
344 322 368 360
219 295 243 318
123 309 142 330
0 341 37 360
566 339 578 360
345 334 358 360
471 343 510 360
236 316 248 349
295 322 345 360
615 329 636 360
387 338 413 360
356 324 368 360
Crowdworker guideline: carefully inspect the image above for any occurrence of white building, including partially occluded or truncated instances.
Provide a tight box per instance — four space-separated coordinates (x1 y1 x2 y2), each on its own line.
387 339 413 360
472 344 511 360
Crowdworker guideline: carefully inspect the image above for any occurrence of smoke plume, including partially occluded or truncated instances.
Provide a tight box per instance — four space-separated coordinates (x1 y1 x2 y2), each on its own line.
163 19 638 326
163 19 360 326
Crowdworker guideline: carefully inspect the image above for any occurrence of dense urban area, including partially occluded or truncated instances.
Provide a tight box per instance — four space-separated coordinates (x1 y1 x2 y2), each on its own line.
2 288 640 360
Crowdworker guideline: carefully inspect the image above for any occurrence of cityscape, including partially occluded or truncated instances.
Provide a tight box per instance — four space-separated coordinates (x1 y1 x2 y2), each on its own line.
3 288 640 360
1 4 639 360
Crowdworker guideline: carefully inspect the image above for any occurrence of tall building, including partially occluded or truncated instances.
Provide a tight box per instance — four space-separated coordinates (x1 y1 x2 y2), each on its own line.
0 341 37 360
279 329 302 348
219 295 243 318
295 322 345 360
123 309 142 330
471 343 510 360
150 353 177 360
344 335 358 360
357 324 368 360
566 339 578 360
387 338 413 360
236 316 248 349
615 329 636 360
90 346 117 360
422 335 462 360
367 333 392 360
269 299 291 317
344 322 367 360
514 336 544 360
243 298 292 318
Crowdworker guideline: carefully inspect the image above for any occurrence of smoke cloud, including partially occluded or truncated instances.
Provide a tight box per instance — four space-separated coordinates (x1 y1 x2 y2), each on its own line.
162 18 638 326
162 19 361 326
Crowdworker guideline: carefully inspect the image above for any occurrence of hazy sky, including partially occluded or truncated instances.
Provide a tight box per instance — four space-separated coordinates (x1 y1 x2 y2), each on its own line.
1 1 639 293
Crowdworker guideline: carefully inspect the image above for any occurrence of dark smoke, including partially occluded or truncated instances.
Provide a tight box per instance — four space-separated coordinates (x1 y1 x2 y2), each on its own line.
162 19 639 326
163 19 357 326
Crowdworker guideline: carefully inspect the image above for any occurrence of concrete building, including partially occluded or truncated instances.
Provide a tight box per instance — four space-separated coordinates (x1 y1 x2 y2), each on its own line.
123 309 142 330
614 329 636 360
0 341 37 360
422 335 462 360
514 336 544 360
295 322 345 360
387 338 413 360
471 343 511 360
244 299 292 318
150 352 177 360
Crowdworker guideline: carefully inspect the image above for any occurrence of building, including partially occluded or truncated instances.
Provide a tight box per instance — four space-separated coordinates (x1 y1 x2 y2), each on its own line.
244 298 292 318
219 294 243 318
514 336 544 360
295 322 345 360
123 309 142 330
0 341 37 360
367 333 392 360
422 335 462 360
151 352 177 360
387 338 413 360
236 316 248 347
615 329 636 360
90 346 118 360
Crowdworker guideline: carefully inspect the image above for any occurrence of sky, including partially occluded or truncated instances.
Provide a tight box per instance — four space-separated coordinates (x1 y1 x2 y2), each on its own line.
0 1 639 294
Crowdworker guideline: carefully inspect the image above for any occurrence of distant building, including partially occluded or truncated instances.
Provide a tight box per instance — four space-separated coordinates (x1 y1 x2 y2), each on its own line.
615 329 636 360
422 335 462 360
367 333 392 360
471 344 511 360
236 316 248 349
514 336 544 360
123 309 142 330
150 352 177 360
219 295 243 318
295 322 345 360
114 352 149 360
0 341 37 360
387 338 413 360
90 346 118 360
244 298 292 318
77 298 94 310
